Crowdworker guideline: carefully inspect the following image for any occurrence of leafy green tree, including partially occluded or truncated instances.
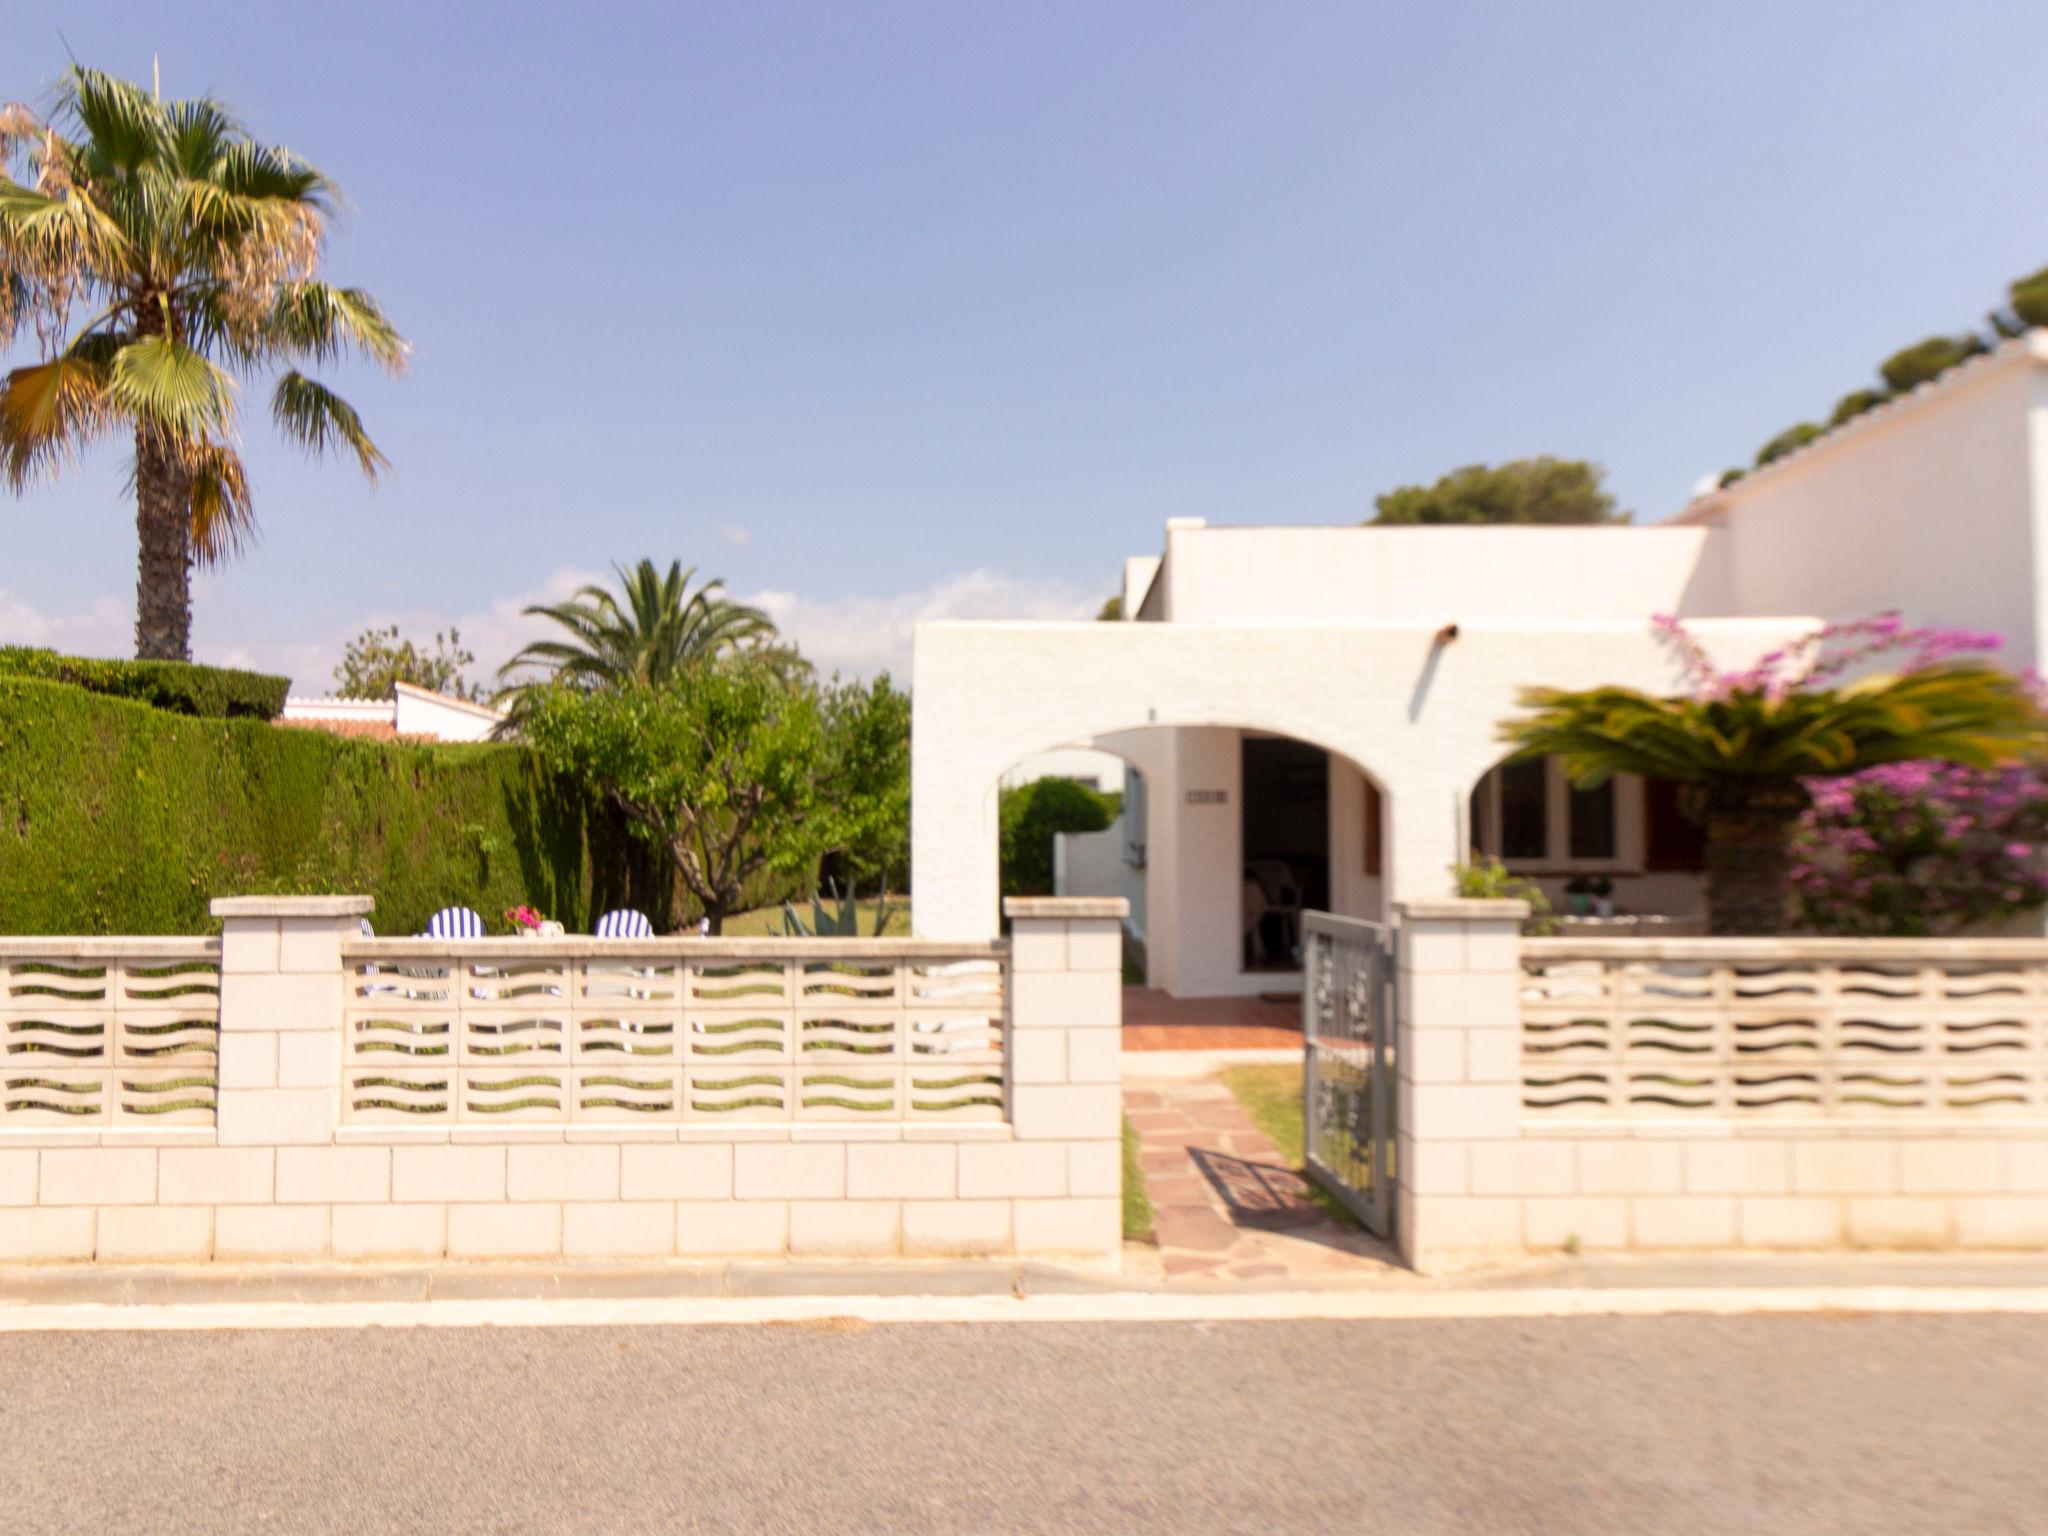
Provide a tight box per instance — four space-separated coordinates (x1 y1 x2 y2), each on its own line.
1097 595 1123 621
496 559 775 716
1500 620 2045 935
1878 334 1988 395
1755 422 1822 466
0 68 406 660
1828 388 1890 428
999 777 1118 898
1370 457 1625 526
522 661 908 933
2011 266 2048 329
333 624 479 700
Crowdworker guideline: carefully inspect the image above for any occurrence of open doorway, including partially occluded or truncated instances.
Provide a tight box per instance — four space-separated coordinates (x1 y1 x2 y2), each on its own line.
1241 735 1329 971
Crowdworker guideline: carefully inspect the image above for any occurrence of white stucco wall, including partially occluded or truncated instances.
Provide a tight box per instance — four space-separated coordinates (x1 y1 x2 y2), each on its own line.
392 683 505 742
1000 747 1127 793
1702 333 2048 667
1327 754 1386 926
1147 523 1731 626
911 618 1814 955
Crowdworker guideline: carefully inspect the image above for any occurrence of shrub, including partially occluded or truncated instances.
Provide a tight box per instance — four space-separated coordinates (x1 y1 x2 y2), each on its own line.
1877 334 1987 395
1793 761 2048 936
1452 857 1557 934
0 677 667 934
0 647 289 720
1828 387 1890 428
2010 267 2048 329
999 778 1118 898
1755 422 1822 466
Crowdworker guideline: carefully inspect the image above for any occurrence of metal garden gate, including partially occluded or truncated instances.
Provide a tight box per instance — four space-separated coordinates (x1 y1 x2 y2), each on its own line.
1301 911 1395 1237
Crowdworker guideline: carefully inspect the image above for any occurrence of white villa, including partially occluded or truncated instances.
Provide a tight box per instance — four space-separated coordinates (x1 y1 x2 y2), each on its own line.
279 680 506 743
911 329 2048 996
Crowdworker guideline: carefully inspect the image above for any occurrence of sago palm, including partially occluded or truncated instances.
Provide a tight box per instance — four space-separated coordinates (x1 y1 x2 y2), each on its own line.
1502 663 2046 934
0 67 406 660
496 559 777 713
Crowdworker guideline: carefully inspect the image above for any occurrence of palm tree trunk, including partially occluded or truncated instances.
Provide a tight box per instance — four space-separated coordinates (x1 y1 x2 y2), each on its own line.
133 428 193 661
1701 783 1810 935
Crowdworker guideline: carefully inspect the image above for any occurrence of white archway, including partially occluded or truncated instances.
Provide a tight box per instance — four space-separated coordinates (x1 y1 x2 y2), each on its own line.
910 617 1812 941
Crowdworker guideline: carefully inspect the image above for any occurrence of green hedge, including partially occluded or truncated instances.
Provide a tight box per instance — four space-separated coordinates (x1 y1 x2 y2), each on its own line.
998 778 1120 898
0 647 290 720
0 677 672 935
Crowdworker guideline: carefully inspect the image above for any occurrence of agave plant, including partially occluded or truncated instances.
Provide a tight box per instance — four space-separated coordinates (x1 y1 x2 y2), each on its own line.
781 878 896 938
0 68 406 660
1501 617 2048 934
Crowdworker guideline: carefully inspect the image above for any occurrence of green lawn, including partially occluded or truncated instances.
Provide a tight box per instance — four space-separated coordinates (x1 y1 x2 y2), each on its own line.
1121 1115 1154 1242
1216 1062 1359 1228
719 898 912 937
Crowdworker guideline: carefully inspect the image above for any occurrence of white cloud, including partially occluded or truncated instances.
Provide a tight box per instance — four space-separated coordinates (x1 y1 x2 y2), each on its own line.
716 523 751 547
743 569 1096 680
274 566 609 696
0 590 131 656
1 566 1093 695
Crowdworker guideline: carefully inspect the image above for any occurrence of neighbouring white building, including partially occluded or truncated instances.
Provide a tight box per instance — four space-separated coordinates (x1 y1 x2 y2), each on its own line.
280 681 506 743
911 330 2048 995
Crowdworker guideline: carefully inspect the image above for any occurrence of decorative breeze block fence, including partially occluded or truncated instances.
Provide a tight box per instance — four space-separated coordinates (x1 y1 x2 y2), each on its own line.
1520 940 2048 1119
1392 902 2048 1271
0 897 1123 1266
2 941 222 1126
340 942 1008 1126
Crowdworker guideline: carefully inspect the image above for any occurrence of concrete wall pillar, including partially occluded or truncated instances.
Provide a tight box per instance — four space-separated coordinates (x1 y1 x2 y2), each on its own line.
1002 897 1128 1261
212 896 372 1149
1393 897 1528 1273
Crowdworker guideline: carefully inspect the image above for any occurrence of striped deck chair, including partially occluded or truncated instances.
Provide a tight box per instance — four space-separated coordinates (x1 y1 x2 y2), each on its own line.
593 908 659 1013
417 906 488 996
424 907 486 938
357 917 401 996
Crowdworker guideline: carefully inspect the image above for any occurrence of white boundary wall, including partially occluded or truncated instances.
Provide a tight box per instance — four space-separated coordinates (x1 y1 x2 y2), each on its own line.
0 897 1123 1266
1395 900 2048 1271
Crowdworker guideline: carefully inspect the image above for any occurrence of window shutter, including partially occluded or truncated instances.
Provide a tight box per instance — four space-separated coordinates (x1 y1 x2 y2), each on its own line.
1644 778 1707 871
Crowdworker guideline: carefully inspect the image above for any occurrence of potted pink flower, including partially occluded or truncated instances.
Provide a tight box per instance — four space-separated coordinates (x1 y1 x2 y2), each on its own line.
504 905 563 938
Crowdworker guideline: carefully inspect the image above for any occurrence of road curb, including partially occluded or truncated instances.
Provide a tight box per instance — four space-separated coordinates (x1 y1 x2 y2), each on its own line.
7 1285 2048 1332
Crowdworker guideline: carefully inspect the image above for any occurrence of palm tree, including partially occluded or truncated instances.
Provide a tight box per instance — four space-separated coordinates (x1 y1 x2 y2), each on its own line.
496 559 779 713
0 68 406 660
1502 664 2046 934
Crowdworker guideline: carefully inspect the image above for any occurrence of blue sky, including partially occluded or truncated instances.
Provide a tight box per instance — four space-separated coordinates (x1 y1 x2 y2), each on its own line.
5 1 2047 686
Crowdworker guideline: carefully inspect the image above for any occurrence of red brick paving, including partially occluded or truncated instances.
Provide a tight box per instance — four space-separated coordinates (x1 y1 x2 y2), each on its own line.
1121 987 1303 1051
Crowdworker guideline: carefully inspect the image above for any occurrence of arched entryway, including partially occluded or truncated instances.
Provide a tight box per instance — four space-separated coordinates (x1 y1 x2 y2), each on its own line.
987 722 1391 998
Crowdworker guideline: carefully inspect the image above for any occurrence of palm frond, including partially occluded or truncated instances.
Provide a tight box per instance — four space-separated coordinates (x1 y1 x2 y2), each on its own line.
209 140 336 212
1502 664 2047 790
163 98 244 180
271 370 386 480
266 282 408 372
0 174 131 276
0 354 111 488
54 68 166 179
106 336 238 441
182 439 257 566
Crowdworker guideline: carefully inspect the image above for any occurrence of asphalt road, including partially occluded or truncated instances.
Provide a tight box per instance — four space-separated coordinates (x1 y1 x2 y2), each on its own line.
5 1313 2045 1534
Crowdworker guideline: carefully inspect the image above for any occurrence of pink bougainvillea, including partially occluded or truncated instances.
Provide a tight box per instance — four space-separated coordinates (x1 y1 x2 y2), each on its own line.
1792 760 2048 935
1651 612 2048 936
1651 611 2006 701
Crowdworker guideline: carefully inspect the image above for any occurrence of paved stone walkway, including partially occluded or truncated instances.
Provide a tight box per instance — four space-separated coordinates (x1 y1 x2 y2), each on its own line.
1124 1073 1394 1282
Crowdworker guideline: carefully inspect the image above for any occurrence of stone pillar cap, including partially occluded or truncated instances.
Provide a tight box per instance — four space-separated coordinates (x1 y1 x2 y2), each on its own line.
1396 898 1530 921
1002 897 1130 919
209 895 376 919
